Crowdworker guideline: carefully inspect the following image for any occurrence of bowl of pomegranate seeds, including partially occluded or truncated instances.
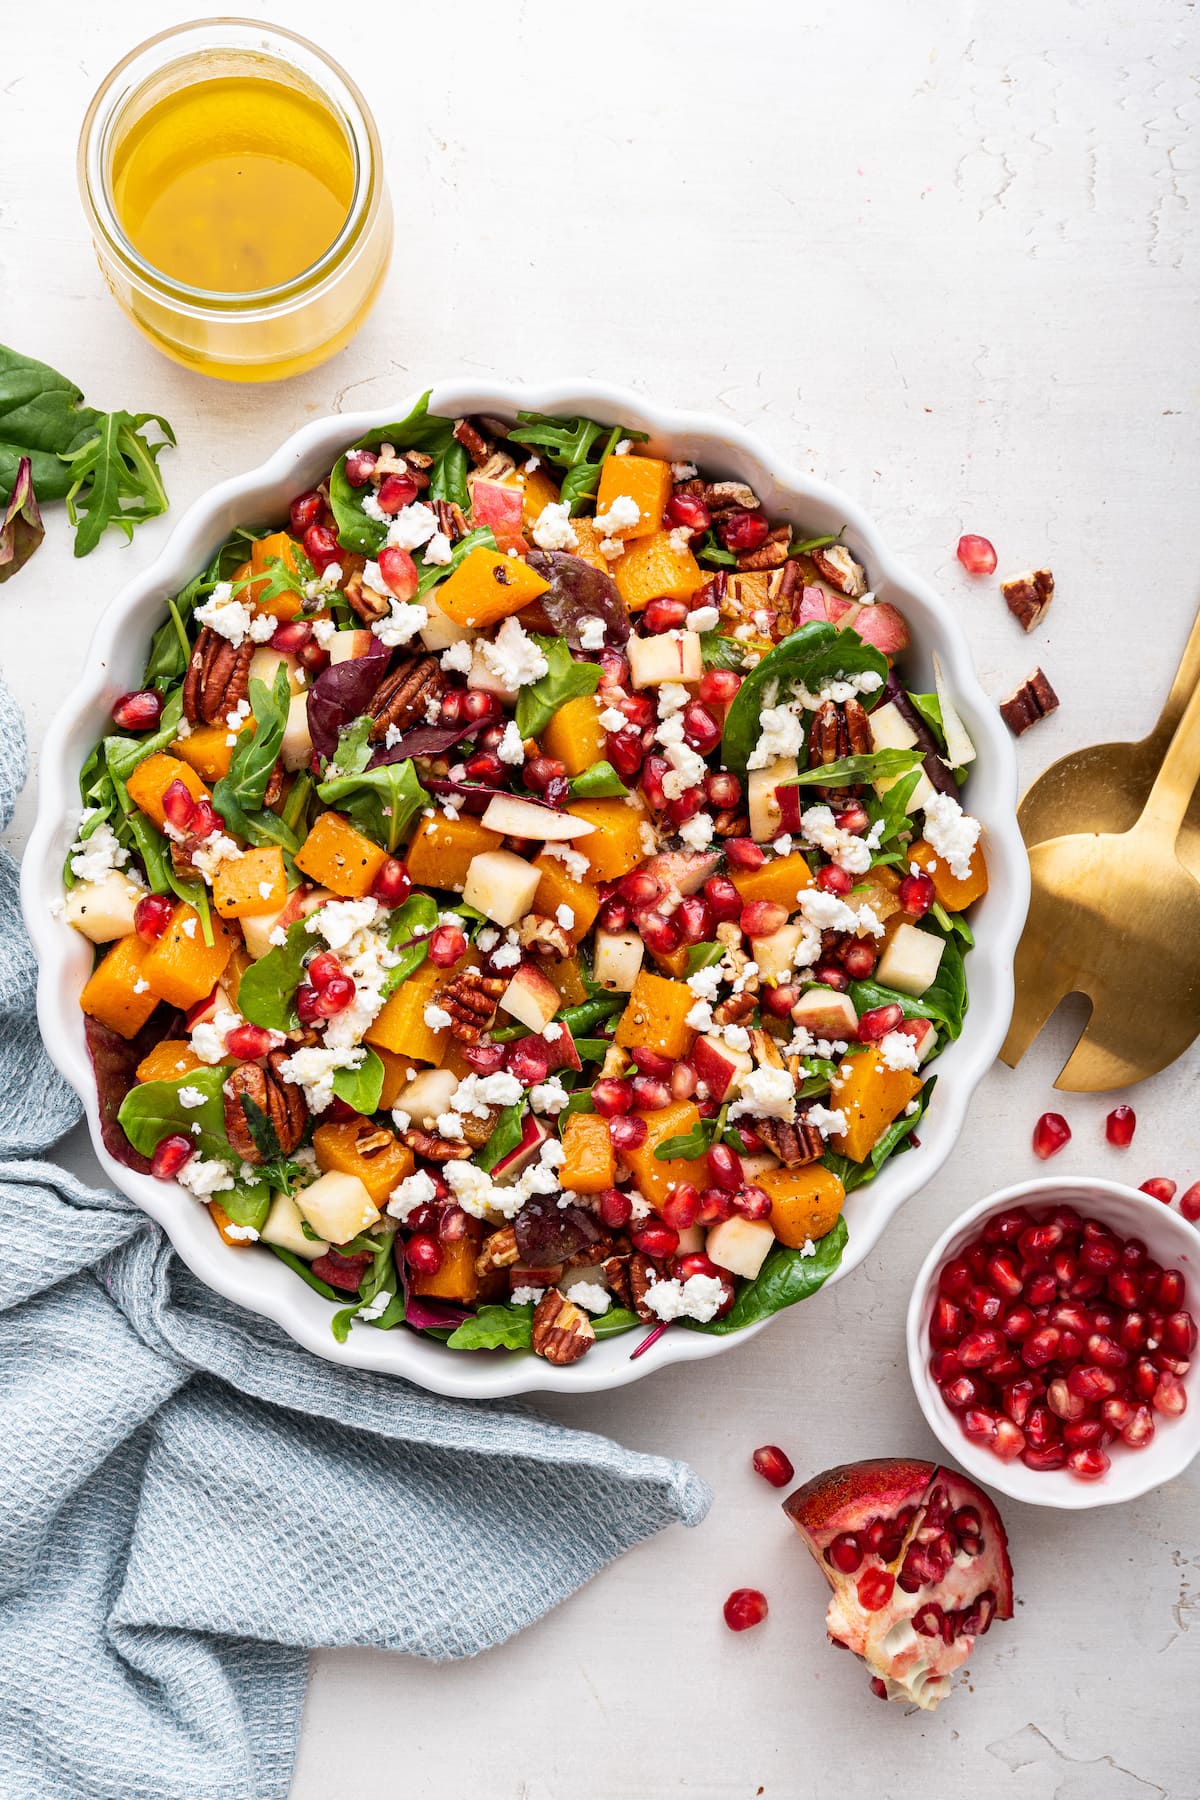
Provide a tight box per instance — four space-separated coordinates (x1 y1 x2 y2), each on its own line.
908 1178 1200 1506
25 381 1027 1395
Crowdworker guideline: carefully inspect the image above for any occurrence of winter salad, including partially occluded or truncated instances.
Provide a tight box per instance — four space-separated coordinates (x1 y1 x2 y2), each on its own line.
65 396 989 1366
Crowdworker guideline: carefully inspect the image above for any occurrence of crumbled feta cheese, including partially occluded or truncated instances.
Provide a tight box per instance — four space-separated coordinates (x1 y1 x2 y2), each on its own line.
357 1288 393 1322
687 964 723 1000
496 720 526 766
685 605 720 632
922 793 982 882
539 842 589 880
567 1280 611 1315
180 916 197 939
577 615 607 651
175 1155 234 1198
511 1284 546 1307
904 1098 921 1116
531 501 578 552
308 897 379 950
480 616 549 689
423 530 454 566
311 617 339 650
372 600 429 648
276 1044 365 1114
423 1003 453 1031
879 1030 922 1072
530 1077 569 1116
806 1103 848 1138
643 1272 728 1323
614 439 632 456
748 703 806 771
435 1112 466 1140
800 804 872 875
656 682 690 715
190 832 243 884
223 1223 260 1243
361 492 387 523
490 942 521 970
258 881 275 900
523 456 540 473
194 584 262 647
384 501 438 551
477 927 500 951
594 494 641 553
685 999 715 1032
268 926 288 948
671 461 698 482
177 1085 207 1110
677 812 715 851
555 903 575 930
722 1024 751 1053
450 1071 524 1117
440 639 474 674
68 818 129 884
667 526 692 555
598 705 628 733
728 1066 796 1122
798 888 884 939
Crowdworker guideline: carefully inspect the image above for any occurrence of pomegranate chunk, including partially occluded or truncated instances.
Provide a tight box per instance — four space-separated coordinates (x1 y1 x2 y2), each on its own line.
955 534 998 576
785 1459 1013 1710
1032 1111 1071 1159
752 1445 795 1489
723 1588 768 1632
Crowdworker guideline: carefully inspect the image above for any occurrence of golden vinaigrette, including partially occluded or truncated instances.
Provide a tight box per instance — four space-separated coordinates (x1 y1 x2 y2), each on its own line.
111 76 354 293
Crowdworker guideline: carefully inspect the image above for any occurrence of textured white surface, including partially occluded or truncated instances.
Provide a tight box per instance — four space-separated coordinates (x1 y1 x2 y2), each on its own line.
2 1 1198 1795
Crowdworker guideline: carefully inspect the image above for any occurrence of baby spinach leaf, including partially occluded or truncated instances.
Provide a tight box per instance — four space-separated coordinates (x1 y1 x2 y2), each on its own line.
508 412 646 515
447 1303 535 1352
61 409 175 558
475 1102 527 1174
908 691 947 750
782 748 922 790
428 436 469 511
685 942 726 976
269 1246 340 1300
237 918 311 1031
849 929 967 1039
590 1306 640 1339
0 342 101 502
381 893 440 995
214 667 291 817
327 392 457 554
219 1179 272 1236
332 1226 399 1341
0 456 43 582
316 756 427 856
415 525 494 600
699 630 750 672
103 688 185 788
681 1216 848 1334
720 624 889 776
931 900 975 946
515 636 601 739
331 1049 385 1115
117 1064 232 1160
573 1037 614 1063
567 761 629 800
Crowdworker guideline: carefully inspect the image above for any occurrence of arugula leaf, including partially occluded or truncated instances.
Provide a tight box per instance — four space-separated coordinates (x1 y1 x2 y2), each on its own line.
327 393 458 553
684 942 726 976
720 624 889 777
699 630 751 672
316 756 427 856
868 767 923 849
849 929 967 1039
475 1102 527 1174
60 409 175 557
331 1049 385 1115
381 893 440 995
117 1064 232 1160
447 1303 535 1351
790 532 840 556
681 1216 848 1334
782 748 922 790
232 548 312 617
653 1106 727 1163
213 667 292 819
508 412 646 515
515 636 601 739
237 918 311 1031
573 1037 615 1063
567 761 629 800
695 528 737 569
416 525 495 600
0 455 43 582
331 715 373 776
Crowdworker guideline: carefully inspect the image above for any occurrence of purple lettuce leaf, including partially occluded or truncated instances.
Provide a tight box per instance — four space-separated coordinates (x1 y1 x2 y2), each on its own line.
307 639 390 759
525 551 630 653
514 1195 604 1267
0 457 44 584
425 776 566 815
370 721 477 767
881 673 959 800
84 1008 182 1174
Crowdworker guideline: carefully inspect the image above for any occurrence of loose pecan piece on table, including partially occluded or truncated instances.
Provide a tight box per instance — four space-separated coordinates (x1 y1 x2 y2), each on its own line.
438 968 507 1044
1001 568 1054 633
754 1114 824 1169
530 1289 595 1365
183 626 254 727
999 668 1059 737
807 696 872 798
366 654 443 743
223 1052 307 1162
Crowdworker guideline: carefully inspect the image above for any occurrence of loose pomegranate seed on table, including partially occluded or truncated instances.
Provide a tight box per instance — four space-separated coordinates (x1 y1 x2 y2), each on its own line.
955 533 998 575
751 1445 795 1488
723 1587 768 1632
1139 1177 1177 1204
1105 1104 1136 1147
1179 1183 1200 1223
1032 1111 1071 1159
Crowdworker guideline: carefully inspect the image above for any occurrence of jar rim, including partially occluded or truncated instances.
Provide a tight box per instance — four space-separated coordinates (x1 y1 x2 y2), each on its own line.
77 17 383 314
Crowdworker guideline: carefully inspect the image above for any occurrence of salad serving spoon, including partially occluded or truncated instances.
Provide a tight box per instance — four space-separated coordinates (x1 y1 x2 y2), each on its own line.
1000 655 1200 1090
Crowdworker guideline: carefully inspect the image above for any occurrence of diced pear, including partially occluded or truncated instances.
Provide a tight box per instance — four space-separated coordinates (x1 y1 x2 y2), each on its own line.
248 647 303 695
789 987 859 1039
295 1171 380 1244
706 1215 775 1280
395 1066 460 1128
261 1190 329 1260
876 922 944 997
592 928 645 991
461 850 543 925
931 653 977 767
750 921 806 982
419 596 473 652
627 630 703 688
281 692 313 772
480 793 596 841
64 871 143 943
748 758 799 842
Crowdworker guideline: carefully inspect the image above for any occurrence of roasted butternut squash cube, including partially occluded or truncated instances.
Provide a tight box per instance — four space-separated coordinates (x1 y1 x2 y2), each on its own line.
828 1047 923 1164
620 1100 702 1209
125 753 210 831
531 853 600 941
559 1112 616 1194
249 530 306 622
80 934 160 1038
410 1219 483 1303
615 969 697 1061
406 812 503 892
294 811 388 899
312 1117 415 1204
566 794 650 883
435 546 549 630
539 695 608 777
212 846 288 918
567 517 612 572
519 464 562 528
544 954 589 1008
731 852 816 911
141 903 236 1009
612 530 707 613
374 1045 424 1109
135 1039 203 1084
596 455 672 540
909 836 989 912
171 721 251 783
365 960 449 1064
210 1201 259 1248
759 1164 845 1248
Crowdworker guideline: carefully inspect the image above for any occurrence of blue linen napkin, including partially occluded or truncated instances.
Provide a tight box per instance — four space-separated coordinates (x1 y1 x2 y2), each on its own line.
0 676 710 1800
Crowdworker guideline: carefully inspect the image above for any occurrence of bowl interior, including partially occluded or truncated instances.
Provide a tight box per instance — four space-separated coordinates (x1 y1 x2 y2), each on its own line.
907 1177 1200 1508
24 379 1027 1396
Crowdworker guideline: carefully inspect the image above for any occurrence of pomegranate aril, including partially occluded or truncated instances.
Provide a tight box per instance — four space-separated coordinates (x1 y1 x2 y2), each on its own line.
598 1188 633 1230
717 508 769 552
815 863 853 896
1079 1236 1119 1274
606 728 646 778
376 471 419 513
226 1024 273 1060
631 1047 674 1076
462 1044 506 1076
596 894 631 935
930 1298 964 1345
639 910 683 956
1022 1442 1067 1471
1067 1446 1110 1481
723 1587 768 1632
289 490 323 534
681 702 721 755
406 1234 443 1276
1019 1221 1063 1261
671 1061 700 1101
428 925 468 968
724 838 765 870
608 1115 648 1152
151 1134 194 1180
751 1445 795 1489
1122 1404 1156 1447
696 1186 734 1226
857 1003 903 1044
632 1220 678 1259
343 448 377 487
1085 1332 1128 1371
740 899 787 938
841 942 878 981
1105 1104 1136 1147
835 801 870 835
134 893 174 942
1153 1371 1188 1415
812 962 849 992
1180 1182 1200 1223
704 771 742 811
306 951 341 991
855 1567 895 1613
699 667 742 707
991 1418 1026 1461
317 974 355 1015
303 524 341 573
911 1602 945 1638
1024 1404 1060 1449
966 1285 1003 1324
986 1252 1023 1300
630 1074 672 1112
1107 1269 1141 1310
1001 1379 1039 1428
673 896 713 945
706 1142 743 1191
939 1257 973 1299
958 1328 1005 1368
162 779 197 832
371 858 412 907
1155 1269 1186 1309
941 1375 987 1411
1032 1111 1071 1159
703 874 742 921
930 1348 963 1382
1024 1271 1057 1306
761 981 800 1019
734 1185 772 1221
1140 1177 1177 1204
1001 1304 1035 1340
956 533 998 575
112 688 164 732
1046 1379 1087 1421
643 597 689 633
591 1078 634 1118
1021 1326 1061 1369
898 871 935 917
869 1677 888 1701
963 1406 999 1442
295 984 323 1026
190 799 220 839
665 491 711 533
1163 1311 1198 1356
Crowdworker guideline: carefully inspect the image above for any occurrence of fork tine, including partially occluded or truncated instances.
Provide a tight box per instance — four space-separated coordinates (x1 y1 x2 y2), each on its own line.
998 930 1075 1068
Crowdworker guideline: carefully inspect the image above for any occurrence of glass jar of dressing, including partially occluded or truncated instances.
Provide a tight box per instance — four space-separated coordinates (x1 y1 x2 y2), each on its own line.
78 19 392 382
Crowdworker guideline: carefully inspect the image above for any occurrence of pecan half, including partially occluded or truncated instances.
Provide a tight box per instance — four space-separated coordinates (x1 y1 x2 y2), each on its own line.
434 498 471 543
183 626 254 727
399 1126 473 1162
811 543 868 598
755 1114 823 1169
223 1052 307 1162
711 809 750 837
262 760 285 810
530 1288 595 1365
366 654 443 743
628 1252 659 1322
343 565 389 624
475 1224 521 1276
452 417 493 468
736 525 792 572
599 1254 632 1309
1001 568 1054 633
438 968 507 1043
516 914 573 960
713 991 757 1028
807 697 872 798
999 668 1059 736
688 479 761 516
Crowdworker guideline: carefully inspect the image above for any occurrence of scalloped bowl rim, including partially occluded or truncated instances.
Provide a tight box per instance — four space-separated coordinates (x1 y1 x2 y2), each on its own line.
22 378 1028 1398
906 1175 1200 1508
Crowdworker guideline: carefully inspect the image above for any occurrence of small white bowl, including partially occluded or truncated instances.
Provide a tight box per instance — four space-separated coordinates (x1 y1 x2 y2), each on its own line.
907 1177 1200 1508
23 379 1028 1397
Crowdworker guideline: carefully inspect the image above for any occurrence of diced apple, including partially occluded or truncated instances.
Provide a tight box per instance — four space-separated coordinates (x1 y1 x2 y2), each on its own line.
395 1067 459 1128
750 921 806 982
281 692 313 772
241 884 331 959
789 987 859 1039
673 1223 706 1256
328 630 375 665
479 793 596 841
896 1017 938 1062
499 961 561 1031
748 758 799 842
691 1032 754 1102
261 1190 329 1259
64 871 143 943
592 928 645 991
542 1021 583 1074
248 646 302 695
706 1215 775 1280
419 596 473 652
468 477 527 552
876 922 944 997
295 1171 380 1244
739 1150 783 1183
869 702 934 814
931 652 977 767
461 850 542 926
639 848 722 897
492 1113 554 1185
627 630 703 688
185 983 236 1030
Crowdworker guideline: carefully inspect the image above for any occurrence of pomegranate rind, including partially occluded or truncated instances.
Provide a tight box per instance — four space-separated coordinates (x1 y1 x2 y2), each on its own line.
783 1457 934 1555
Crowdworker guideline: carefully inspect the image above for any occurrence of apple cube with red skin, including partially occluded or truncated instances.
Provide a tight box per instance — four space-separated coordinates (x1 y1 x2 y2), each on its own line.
792 586 911 660
499 961 561 1032
639 848 722 897
748 759 799 842
691 1032 754 1102
480 793 596 841
241 885 331 959
328 630 375 664
542 1023 583 1074
185 983 236 1030
492 1113 554 1185
790 987 859 1040
896 1017 938 1062
627 631 703 688
469 478 527 553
